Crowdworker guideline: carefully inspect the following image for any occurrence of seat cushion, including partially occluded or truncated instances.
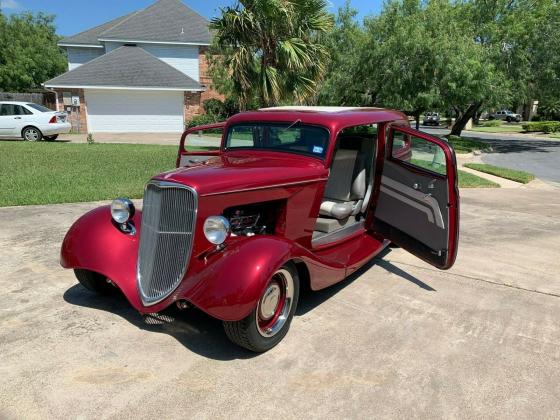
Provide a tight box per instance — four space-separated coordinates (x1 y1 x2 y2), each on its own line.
319 200 356 219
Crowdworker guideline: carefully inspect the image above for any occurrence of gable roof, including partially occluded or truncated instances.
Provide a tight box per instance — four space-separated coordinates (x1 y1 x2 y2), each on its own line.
44 46 203 90
59 0 211 47
59 13 135 47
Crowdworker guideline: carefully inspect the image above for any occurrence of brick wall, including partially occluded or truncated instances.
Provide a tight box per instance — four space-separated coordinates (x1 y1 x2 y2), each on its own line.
54 88 88 134
184 91 202 123
198 46 225 104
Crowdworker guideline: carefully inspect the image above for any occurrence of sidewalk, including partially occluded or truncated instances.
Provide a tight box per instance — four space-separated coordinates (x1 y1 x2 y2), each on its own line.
59 132 182 146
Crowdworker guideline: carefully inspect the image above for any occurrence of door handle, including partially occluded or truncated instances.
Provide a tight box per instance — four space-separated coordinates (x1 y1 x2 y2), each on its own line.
14 117 21 119
412 183 420 190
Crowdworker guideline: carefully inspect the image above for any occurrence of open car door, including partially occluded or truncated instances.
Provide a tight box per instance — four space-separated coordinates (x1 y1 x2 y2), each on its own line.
176 123 224 168
371 125 459 269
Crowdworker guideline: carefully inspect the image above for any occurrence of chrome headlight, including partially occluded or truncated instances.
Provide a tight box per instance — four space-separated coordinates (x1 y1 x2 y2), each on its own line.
111 198 135 224
203 216 231 245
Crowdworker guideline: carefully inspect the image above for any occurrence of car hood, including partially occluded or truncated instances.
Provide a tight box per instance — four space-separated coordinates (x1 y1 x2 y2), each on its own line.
154 152 328 196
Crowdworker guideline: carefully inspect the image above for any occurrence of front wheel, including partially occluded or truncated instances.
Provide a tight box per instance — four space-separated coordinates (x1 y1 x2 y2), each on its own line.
74 269 118 295
223 262 299 352
22 126 42 141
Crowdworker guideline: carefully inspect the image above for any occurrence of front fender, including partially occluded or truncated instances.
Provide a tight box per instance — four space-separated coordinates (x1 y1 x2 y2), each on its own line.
181 236 301 322
60 206 144 311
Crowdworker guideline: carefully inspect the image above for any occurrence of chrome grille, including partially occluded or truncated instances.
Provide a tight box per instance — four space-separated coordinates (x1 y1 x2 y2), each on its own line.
137 181 197 305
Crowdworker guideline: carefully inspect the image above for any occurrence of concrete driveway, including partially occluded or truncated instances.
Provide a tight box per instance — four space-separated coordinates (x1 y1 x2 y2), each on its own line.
1 185 560 419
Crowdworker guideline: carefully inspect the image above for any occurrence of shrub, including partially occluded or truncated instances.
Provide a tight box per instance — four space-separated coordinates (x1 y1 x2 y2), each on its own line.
203 98 227 117
522 121 560 133
186 113 223 128
480 120 502 127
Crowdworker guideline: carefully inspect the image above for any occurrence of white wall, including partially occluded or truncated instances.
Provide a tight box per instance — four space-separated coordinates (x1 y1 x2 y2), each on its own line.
66 47 104 71
104 42 199 81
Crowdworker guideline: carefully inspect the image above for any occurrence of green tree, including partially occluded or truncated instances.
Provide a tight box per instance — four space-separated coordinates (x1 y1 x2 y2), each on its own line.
0 12 66 92
209 0 333 109
316 2 368 106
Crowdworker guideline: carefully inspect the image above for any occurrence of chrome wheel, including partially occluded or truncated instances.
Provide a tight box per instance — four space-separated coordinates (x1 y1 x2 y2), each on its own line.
256 268 294 338
23 127 41 141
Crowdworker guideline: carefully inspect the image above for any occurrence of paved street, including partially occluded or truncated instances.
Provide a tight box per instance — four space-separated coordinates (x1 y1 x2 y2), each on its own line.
422 127 560 186
1 184 560 419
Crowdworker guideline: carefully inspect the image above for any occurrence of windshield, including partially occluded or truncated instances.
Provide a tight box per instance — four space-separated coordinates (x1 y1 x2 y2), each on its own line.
225 123 330 159
26 103 52 112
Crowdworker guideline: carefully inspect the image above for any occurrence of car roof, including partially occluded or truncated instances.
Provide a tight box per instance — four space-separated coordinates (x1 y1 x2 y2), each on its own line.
227 106 408 133
0 101 34 105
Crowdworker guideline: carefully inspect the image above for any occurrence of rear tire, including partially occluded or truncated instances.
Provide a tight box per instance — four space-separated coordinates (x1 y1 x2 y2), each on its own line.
44 134 58 141
74 269 117 295
223 262 299 352
22 126 42 141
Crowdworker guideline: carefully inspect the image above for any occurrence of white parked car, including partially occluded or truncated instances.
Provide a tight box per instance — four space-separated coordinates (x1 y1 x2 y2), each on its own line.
0 101 71 141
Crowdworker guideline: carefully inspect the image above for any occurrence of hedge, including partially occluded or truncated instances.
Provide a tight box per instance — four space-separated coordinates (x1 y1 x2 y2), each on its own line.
522 121 560 133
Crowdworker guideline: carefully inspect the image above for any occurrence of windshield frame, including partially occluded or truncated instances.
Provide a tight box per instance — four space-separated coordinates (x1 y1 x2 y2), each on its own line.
224 122 331 160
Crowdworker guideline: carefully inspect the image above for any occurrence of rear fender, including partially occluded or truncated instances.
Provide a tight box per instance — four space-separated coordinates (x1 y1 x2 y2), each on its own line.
60 206 144 311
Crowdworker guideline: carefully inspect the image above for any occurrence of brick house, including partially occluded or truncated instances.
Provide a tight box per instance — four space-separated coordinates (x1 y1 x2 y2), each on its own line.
44 0 222 133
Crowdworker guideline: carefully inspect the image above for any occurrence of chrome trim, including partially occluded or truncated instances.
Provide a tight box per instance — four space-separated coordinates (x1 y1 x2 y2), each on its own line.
256 268 295 338
201 178 328 197
137 180 198 306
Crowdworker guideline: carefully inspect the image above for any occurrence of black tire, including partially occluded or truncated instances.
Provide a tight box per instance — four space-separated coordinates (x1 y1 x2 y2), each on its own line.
74 269 117 295
223 262 300 352
44 134 58 141
506 116 513 122
22 126 43 141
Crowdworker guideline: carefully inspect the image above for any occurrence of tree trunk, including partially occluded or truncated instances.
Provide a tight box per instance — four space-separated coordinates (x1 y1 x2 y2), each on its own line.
415 112 420 130
450 102 483 136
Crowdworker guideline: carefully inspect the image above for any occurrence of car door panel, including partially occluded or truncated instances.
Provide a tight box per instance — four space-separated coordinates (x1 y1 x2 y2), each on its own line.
0 104 17 135
372 125 459 269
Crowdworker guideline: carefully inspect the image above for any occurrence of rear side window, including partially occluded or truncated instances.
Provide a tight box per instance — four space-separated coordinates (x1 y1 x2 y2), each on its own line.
0 104 30 115
26 103 52 112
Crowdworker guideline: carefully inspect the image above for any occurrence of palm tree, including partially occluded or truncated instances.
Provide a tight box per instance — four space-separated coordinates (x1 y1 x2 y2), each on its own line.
210 0 333 109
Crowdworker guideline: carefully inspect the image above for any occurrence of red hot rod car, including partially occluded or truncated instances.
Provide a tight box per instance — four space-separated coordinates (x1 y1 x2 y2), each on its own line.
61 106 459 352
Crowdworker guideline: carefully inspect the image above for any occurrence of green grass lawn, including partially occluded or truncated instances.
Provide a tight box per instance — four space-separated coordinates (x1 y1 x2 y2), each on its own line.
458 170 500 188
469 124 525 133
446 136 490 154
463 163 535 184
0 142 177 207
0 141 501 207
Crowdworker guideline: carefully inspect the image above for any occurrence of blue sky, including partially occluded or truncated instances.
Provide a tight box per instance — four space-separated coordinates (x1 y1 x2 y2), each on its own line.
0 0 382 36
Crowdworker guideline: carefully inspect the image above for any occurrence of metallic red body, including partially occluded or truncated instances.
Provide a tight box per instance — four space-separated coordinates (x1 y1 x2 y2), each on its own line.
60 108 457 321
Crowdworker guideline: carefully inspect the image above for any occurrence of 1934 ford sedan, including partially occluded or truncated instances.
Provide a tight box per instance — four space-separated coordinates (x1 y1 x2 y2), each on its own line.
61 106 459 352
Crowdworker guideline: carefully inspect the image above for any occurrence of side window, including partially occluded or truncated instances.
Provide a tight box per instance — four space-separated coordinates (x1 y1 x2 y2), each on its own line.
228 125 258 147
20 106 32 115
391 130 411 161
183 127 223 152
1 104 15 115
392 131 447 175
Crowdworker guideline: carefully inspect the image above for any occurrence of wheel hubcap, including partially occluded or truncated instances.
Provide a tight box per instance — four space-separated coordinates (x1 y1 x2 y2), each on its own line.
256 269 294 338
25 129 39 141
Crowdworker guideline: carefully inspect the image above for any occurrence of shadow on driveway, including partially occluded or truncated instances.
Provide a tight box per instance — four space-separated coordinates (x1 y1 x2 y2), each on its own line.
63 248 435 360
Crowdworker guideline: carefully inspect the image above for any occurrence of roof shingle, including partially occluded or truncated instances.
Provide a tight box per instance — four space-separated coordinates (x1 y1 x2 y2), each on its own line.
44 46 203 90
60 0 211 47
59 13 136 46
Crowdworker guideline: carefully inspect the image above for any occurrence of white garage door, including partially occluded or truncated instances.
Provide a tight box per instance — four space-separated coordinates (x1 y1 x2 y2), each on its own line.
85 89 184 133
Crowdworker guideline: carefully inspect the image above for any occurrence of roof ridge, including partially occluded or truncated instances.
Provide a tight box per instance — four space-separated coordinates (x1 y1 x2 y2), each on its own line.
98 8 144 38
59 11 135 44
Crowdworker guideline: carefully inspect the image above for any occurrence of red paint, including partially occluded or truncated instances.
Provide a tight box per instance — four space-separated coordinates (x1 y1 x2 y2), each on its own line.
61 108 460 322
